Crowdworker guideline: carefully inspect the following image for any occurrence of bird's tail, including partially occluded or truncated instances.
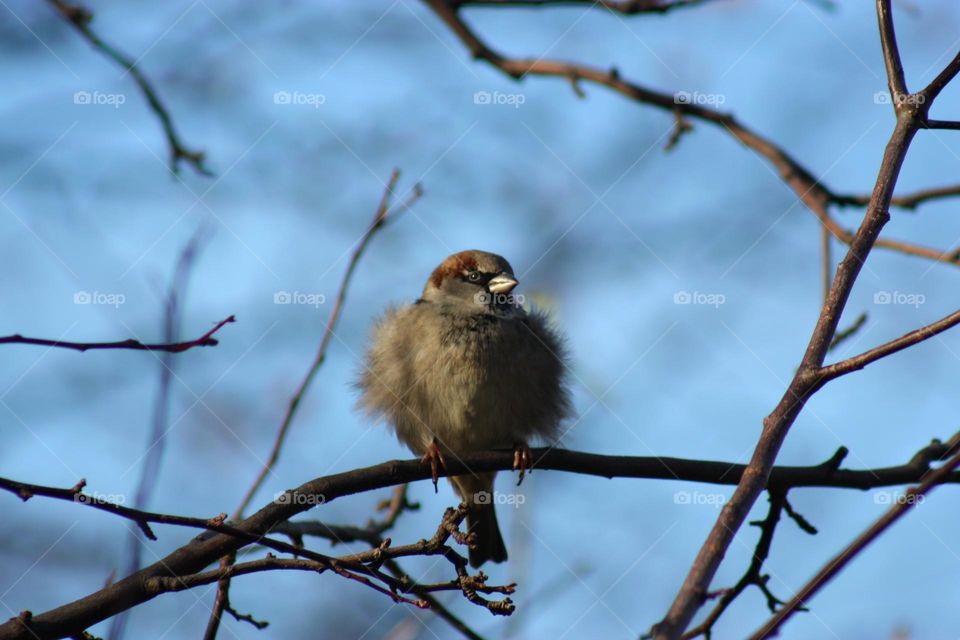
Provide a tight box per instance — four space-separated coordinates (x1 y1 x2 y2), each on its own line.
467 500 508 567
450 473 508 568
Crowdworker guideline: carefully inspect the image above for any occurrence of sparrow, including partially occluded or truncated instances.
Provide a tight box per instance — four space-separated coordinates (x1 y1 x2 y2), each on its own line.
357 250 572 567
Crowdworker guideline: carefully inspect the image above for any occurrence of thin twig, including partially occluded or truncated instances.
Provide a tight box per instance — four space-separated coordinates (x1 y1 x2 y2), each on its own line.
270 487 484 640
4 442 960 540
653 0 944 633
203 170 421 640
420 0 960 281
827 312 867 353
876 0 907 97
4 437 960 639
682 491 802 639
922 118 960 130
819 307 960 381
235 170 419 517
383 560 484 640
0 316 234 352
750 432 960 639
917 51 960 104
109 228 210 640
46 0 212 176
451 0 711 13
835 183 960 210
820 225 831 302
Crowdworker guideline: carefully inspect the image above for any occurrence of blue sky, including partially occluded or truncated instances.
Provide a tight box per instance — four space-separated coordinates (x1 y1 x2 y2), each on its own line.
2 1 960 638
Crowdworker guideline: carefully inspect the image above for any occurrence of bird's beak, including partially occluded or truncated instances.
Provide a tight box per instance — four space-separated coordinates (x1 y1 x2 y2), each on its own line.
487 273 518 294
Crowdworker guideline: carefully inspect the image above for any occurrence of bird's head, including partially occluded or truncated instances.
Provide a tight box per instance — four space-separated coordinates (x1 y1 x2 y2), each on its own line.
422 250 521 315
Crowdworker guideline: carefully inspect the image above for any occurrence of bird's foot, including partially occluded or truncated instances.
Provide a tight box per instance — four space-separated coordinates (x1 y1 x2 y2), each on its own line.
421 438 447 493
513 442 531 486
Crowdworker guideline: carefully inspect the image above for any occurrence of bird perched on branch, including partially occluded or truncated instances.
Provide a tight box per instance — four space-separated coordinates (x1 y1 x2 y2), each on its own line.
357 250 572 567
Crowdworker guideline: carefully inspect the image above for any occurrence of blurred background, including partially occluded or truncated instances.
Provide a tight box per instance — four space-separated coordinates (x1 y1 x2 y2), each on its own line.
2 0 960 638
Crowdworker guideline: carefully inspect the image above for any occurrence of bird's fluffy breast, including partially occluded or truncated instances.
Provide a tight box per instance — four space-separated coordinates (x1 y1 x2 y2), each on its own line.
358 301 571 456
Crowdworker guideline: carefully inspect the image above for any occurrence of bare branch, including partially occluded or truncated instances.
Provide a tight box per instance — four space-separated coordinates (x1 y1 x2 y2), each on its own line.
871 235 960 267
9 443 957 544
204 170 422 640
918 52 960 104
682 489 817 640
827 312 867 353
653 0 943 633
876 0 907 97
272 484 418 548
46 0 212 176
819 307 960 381
665 110 694 152
271 486 484 640
750 432 960 638
682 494 784 639
0 316 235 353
7 1 957 638
451 0 712 14
0 479 512 626
400 4 960 636
420 0 960 282
235 170 420 516
223 604 268 631
835 184 960 210
921 118 960 130
110 227 211 640
151 514 505 612
3 438 960 638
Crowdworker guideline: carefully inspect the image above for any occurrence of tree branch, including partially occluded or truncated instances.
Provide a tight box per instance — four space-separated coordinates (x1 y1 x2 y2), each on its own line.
147 509 507 615
918 51 960 104
750 432 960 638
420 0 960 282
0 316 234 353
269 487 487 640
819 307 960 381
47 0 212 176
234 170 420 517
653 0 939 633
827 312 867 352
204 170 422 640
108 227 211 640
2 440 960 639
876 0 907 97
411 3 960 635
921 118 960 130
451 0 713 13
834 184 960 210
683 491 790 639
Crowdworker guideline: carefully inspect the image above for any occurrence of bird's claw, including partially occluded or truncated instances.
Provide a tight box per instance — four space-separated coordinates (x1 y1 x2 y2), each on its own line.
513 442 531 486
421 439 447 493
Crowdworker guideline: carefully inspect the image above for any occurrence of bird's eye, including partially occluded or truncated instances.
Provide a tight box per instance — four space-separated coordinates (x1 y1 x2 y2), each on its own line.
467 271 482 282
